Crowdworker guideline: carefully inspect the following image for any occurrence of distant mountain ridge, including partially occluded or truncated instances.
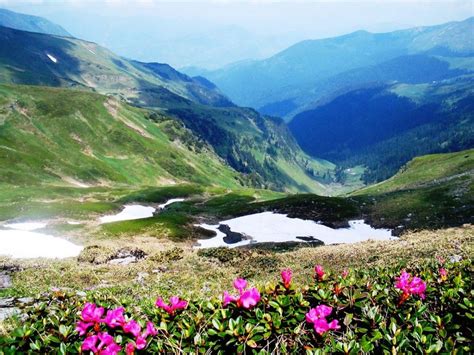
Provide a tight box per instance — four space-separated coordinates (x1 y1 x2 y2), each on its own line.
193 17 474 119
0 8 71 37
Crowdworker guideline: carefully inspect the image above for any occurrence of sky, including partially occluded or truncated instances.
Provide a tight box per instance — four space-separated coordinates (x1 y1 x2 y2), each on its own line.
1 0 472 69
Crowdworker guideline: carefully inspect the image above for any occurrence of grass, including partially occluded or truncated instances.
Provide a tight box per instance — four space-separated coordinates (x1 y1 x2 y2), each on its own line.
1 225 471 301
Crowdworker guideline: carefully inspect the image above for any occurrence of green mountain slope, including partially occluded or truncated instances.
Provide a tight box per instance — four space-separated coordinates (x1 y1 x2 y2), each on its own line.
0 84 241 188
289 77 474 183
0 24 333 194
352 149 474 231
0 8 71 37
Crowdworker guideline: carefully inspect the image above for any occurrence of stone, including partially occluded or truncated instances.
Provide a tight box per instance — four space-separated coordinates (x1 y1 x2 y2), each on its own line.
108 256 137 265
0 307 20 321
0 273 12 289
0 297 15 307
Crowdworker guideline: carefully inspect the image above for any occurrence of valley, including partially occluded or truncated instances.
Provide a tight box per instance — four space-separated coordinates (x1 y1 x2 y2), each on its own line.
0 7 472 353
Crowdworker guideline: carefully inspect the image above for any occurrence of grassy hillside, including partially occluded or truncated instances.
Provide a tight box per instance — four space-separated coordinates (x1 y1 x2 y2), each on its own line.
0 25 231 107
0 84 241 188
0 25 333 194
352 149 474 231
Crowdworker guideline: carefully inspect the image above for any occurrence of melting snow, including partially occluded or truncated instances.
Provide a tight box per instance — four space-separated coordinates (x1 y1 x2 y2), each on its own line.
159 198 185 209
99 205 156 224
196 212 394 248
46 54 57 63
0 222 82 259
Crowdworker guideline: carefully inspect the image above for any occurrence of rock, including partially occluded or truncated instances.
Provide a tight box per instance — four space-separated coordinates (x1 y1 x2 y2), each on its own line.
450 255 462 263
17 297 34 305
152 267 168 273
0 272 12 289
76 291 87 297
0 307 20 321
218 224 251 244
136 272 149 284
108 256 137 265
0 297 14 307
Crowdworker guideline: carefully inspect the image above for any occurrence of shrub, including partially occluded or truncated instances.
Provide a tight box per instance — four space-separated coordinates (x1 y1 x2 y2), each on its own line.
0 259 472 353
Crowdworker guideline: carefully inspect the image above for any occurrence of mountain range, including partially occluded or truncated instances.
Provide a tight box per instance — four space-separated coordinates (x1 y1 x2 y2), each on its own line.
0 8 472 191
0 11 333 194
187 17 474 182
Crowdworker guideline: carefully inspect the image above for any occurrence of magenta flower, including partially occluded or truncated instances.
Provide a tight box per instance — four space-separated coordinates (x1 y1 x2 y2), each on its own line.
155 296 188 315
439 268 448 281
81 332 121 355
82 303 105 323
313 318 340 335
135 335 147 350
238 288 261 309
125 343 135 355
281 269 292 289
123 320 142 337
223 291 238 306
103 307 125 328
395 271 427 303
233 278 248 293
341 269 349 279
76 321 93 336
76 302 104 335
82 335 99 352
223 278 261 309
144 321 158 337
315 265 325 280
306 305 340 335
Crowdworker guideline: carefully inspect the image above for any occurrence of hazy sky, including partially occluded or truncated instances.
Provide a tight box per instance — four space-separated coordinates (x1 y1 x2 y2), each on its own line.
1 0 472 68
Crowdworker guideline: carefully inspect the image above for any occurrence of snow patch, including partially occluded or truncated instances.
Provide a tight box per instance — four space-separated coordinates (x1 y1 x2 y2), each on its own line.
4 222 46 231
99 205 156 224
196 212 394 248
46 53 57 63
159 198 185 209
0 229 82 259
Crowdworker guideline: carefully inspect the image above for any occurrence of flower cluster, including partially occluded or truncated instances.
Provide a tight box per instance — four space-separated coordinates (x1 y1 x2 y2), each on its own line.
223 278 261 309
155 296 188 315
306 305 340 335
76 303 158 354
395 270 427 304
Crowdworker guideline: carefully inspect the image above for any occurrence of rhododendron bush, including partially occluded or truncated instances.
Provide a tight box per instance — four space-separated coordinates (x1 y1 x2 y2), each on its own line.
1 259 472 353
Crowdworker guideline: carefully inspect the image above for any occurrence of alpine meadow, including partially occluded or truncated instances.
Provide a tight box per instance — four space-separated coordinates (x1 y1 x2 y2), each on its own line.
0 2 472 354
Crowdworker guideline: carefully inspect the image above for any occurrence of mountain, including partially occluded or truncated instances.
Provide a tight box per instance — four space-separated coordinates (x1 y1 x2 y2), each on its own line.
0 8 71 37
196 17 474 119
0 83 241 188
289 77 474 183
0 22 332 194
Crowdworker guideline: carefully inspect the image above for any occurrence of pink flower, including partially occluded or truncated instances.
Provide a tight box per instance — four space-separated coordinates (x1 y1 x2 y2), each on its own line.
123 320 142 337
81 302 104 323
76 320 93 336
439 268 448 281
125 343 135 355
135 335 147 350
99 342 121 355
341 269 349 279
82 335 98 352
76 302 104 335
144 321 158 337
238 288 261 309
281 269 292 289
233 278 248 293
315 265 325 280
306 305 339 335
395 271 427 303
155 296 188 315
104 307 125 328
82 332 121 355
313 318 340 335
223 278 261 309
223 291 238 307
